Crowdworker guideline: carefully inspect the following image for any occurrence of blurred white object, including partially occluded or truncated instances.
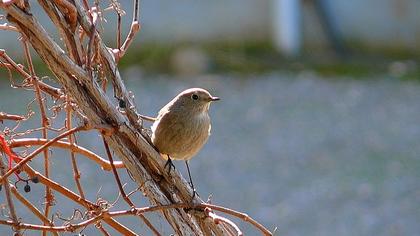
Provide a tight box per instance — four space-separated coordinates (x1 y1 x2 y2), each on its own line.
171 46 210 76
272 0 302 57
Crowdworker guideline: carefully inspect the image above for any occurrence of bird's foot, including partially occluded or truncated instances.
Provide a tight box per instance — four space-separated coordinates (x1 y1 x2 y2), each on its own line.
164 157 175 174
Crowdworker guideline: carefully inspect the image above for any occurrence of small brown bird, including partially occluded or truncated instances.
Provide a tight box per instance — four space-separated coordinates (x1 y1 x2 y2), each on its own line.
151 88 219 197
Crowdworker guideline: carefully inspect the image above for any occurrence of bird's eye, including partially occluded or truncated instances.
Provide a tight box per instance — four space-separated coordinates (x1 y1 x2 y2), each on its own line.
191 94 199 100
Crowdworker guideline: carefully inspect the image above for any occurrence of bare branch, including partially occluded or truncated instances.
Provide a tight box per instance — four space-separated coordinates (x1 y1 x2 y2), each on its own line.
113 0 141 61
9 138 125 171
66 95 86 199
0 23 18 31
0 49 62 98
102 136 161 236
0 112 25 121
9 184 59 236
0 156 22 236
0 125 87 182
205 208 242 236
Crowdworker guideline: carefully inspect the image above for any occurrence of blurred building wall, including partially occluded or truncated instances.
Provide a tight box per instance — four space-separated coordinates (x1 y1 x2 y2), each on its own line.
1 0 420 53
301 0 420 53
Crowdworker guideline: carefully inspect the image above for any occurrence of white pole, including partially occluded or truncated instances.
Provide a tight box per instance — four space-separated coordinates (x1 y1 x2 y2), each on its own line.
272 0 302 57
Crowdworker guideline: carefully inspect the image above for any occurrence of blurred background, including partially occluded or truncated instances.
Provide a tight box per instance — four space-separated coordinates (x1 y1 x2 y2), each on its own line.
1 0 420 235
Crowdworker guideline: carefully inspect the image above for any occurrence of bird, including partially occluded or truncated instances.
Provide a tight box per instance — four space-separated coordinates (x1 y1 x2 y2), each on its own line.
150 88 219 198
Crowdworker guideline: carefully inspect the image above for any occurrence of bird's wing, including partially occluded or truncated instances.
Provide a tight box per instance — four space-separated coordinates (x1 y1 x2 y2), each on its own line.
156 100 175 119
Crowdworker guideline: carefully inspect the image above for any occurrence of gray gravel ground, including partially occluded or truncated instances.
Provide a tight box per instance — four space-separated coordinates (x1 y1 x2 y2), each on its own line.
1 71 420 235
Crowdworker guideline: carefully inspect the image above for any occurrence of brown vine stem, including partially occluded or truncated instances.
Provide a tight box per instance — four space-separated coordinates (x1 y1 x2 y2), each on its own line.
205 208 241 236
9 184 59 236
37 0 83 65
9 138 124 171
66 95 86 199
0 49 62 98
0 125 86 182
21 38 53 236
97 224 111 236
51 0 77 30
201 203 273 236
20 164 137 235
102 137 161 236
128 203 272 236
0 212 101 232
0 23 18 31
114 0 140 61
102 137 133 207
0 0 21 7
102 203 270 235
0 202 273 235
0 112 25 121
86 8 98 75
81 0 91 19
21 166 93 212
0 156 22 236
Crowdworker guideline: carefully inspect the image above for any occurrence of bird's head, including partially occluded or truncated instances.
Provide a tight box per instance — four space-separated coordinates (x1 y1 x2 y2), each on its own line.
172 88 220 113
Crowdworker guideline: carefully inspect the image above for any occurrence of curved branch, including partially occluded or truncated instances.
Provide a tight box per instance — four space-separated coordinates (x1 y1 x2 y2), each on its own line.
0 49 62 98
201 203 273 236
0 214 101 232
205 209 242 236
107 203 273 236
0 23 19 31
10 138 124 171
0 125 86 182
20 164 137 236
0 202 273 235
0 157 22 236
9 184 59 236
0 112 25 121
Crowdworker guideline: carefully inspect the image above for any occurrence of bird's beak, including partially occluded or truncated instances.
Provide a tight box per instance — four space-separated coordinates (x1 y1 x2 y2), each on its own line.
210 96 220 101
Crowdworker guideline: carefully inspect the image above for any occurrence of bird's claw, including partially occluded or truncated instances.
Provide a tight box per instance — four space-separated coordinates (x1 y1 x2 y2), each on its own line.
164 157 175 174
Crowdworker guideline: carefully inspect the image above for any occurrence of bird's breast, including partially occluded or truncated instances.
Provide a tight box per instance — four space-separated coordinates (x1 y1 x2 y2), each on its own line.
151 111 211 160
